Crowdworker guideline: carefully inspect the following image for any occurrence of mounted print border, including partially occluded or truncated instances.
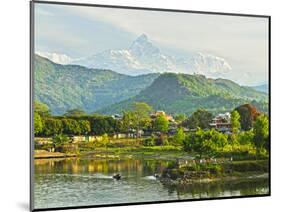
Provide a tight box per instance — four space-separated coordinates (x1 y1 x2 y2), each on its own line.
30 1 271 211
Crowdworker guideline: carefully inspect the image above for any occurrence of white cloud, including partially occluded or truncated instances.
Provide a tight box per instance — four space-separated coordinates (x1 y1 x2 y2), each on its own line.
34 4 269 85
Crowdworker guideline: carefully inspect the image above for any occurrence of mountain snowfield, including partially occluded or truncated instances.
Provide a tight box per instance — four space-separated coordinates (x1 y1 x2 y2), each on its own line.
36 34 232 77
36 51 73 65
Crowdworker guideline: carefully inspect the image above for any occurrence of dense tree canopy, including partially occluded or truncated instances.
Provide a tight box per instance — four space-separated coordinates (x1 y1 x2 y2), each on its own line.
34 100 269 159
78 120 91 135
183 128 228 158
89 116 121 135
121 111 135 132
62 118 81 135
153 114 169 133
238 130 254 145
43 118 63 136
231 110 241 134
235 104 260 130
36 114 122 137
34 112 43 135
123 102 153 136
34 101 50 117
253 114 269 153
132 102 153 130
187 109 213 129
173 127 185 145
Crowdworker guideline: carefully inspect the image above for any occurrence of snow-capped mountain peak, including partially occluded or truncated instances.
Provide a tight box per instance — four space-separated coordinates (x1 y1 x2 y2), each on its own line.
36 51 73 65
191 52 232 74
129 34 160 58
38 34 232 77
131 33 149 45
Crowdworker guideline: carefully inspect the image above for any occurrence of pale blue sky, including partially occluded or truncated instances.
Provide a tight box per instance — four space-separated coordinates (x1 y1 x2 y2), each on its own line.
34 3 269 85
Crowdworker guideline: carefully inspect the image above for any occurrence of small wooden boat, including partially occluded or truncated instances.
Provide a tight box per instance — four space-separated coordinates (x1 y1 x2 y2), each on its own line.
113 173 121 180
154 173 160 178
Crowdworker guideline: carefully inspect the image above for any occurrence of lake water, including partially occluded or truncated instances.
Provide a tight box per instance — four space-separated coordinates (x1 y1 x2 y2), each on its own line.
34 157 269 209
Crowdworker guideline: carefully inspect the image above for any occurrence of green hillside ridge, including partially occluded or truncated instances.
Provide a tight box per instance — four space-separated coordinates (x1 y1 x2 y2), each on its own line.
34 54 159 114
97 73 268 115
34 55 268 115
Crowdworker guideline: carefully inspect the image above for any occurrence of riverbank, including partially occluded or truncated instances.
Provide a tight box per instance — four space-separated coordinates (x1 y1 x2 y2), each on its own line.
34 150 77 159
159 159 269 186
34 145 189 160
81 146 195 160
34 148 269 188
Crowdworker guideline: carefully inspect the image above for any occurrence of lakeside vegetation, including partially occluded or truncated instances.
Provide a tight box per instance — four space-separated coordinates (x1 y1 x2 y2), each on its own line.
34 100 269 162
34 98 269 185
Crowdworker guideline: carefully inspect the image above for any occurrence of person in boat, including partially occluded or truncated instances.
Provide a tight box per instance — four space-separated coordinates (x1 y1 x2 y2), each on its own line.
113 173 121 180
154 173 160 178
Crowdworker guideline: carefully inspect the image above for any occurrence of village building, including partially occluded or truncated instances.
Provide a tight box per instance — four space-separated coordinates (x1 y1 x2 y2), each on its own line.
150 110 175 122
150 110 177 135
112 114 122 120
209 112 231 133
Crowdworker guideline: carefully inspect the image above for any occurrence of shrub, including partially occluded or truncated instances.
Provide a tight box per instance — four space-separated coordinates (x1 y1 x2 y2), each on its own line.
183 128 228 158
170 127 185 146
162 138 169 146
155 134 169 146
238 130 254 145
143 137 156 146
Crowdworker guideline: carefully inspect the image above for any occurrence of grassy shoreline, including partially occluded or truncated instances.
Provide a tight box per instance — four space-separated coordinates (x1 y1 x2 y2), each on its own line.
34 134 269 186
34 145 192 160
34 150 77 159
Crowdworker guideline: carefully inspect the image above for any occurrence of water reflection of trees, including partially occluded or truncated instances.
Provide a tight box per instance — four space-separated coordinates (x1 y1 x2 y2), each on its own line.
35 158 268 198
34 158 174 176
161 178 269 199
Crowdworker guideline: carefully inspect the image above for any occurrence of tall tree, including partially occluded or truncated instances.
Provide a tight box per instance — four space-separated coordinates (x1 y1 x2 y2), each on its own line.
173 127 185 145
34 112 43 135
154 114 169 133
78 120 91 135
89 117 111 135
34 101 50 117
183 128 207 158
253 114 269 154
235 104 260 130
238 130 254 145
188 109 213 129
231 110 241 134
121 111 135 132
129 102 153 137
43 118 63 136
62 119 81 135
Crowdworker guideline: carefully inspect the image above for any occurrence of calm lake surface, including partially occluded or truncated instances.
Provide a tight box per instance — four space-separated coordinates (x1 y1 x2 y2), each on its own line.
34 157 269 209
